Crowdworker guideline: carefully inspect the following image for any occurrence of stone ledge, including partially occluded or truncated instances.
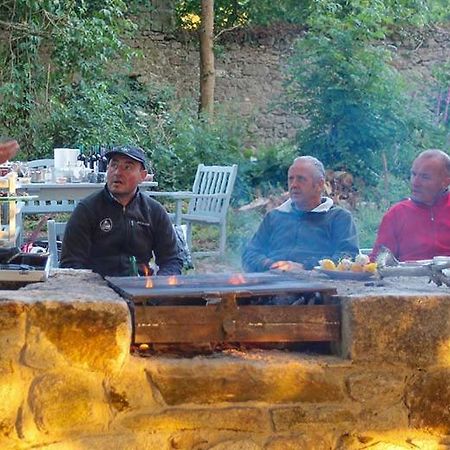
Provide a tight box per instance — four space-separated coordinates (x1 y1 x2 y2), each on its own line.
341 294 450 367
406 367 450 434
0 271 132 373
146 352 350 405
120 406 271 433
271 404 356 431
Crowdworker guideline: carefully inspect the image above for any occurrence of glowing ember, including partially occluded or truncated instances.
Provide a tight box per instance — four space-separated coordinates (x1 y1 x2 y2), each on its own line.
145 277 153 289
228 273 246 285
167 276 178 286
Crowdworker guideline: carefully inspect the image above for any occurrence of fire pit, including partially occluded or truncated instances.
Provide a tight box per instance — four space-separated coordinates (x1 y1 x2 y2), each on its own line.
106 272 339 348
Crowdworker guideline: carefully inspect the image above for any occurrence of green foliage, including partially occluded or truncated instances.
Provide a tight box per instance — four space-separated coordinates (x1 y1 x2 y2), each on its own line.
283 0 440 181
353 205 383 249
135 102 248 191
237 143 297 203
353 173 410 248
0 0 134 157
427 0 450 22
430 61 450 146
174 0 310 30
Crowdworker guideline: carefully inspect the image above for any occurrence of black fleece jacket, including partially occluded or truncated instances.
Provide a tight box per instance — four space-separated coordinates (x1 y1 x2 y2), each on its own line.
60 186 183 276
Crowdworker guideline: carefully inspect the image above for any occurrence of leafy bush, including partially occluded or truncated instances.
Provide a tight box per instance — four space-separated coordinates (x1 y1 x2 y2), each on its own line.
0 0 134 158
286 29 423 178
283 1 443 182
136 102 248 190
236 143 297 204
175 0 311 30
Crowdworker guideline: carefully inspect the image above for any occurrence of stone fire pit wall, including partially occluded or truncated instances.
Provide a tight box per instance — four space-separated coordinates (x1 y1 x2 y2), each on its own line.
0 271 449 450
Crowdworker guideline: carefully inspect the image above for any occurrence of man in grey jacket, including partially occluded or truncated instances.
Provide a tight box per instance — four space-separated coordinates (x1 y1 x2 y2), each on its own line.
60 145 183 277
242 156 359 272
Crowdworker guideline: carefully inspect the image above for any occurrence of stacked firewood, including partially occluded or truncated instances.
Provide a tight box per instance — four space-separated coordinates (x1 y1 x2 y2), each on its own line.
324 170 359 210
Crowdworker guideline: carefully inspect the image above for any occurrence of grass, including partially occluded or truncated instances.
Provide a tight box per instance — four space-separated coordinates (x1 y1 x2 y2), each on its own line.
353 204 384 249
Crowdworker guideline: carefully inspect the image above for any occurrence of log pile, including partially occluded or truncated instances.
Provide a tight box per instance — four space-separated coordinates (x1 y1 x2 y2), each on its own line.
324 169 359 210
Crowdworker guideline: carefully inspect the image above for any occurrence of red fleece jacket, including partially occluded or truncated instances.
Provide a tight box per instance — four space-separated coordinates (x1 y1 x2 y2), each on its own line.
371 192 450 261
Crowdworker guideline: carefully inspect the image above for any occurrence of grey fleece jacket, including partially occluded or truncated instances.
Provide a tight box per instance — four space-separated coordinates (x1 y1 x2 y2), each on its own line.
242 197 359 271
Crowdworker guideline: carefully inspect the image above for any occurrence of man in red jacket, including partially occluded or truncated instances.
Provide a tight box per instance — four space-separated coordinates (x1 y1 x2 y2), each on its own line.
371 149 450 261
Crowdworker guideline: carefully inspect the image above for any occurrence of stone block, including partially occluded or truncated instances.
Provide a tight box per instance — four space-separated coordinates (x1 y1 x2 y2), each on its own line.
168 430 264 450
28 369 110 436
106 357 159 412
271 404 356 432
265 434 331 449
405 368 450 434
209 439 261 450
346 370 405 404
335 434 410 449
0 370 34 440
24 300 130 373
146 354 346 405
0 301 27 368
30 432 169 450
13 272 132 373
341 295 450 367
357 403 409 431
121 407 270 434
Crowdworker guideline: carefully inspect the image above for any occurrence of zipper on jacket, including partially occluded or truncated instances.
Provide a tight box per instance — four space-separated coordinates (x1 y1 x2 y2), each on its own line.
430 207 438 254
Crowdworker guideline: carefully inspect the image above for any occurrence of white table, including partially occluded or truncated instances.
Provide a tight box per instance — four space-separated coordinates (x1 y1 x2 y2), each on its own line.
18 181 158 202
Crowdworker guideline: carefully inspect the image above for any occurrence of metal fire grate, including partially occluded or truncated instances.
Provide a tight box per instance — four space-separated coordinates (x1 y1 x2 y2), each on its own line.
106 272 339 347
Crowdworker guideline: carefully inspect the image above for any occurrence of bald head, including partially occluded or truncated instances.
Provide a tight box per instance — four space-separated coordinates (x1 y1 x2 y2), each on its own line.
288 156 325 210
410 149 450 205
415 149 450 175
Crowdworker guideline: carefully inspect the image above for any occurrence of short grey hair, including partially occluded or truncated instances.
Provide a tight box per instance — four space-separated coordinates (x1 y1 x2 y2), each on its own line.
292 156 326 181
416 149 450 175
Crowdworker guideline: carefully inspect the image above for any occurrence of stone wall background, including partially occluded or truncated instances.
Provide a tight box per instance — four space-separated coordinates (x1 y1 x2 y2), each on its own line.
126 22 450 149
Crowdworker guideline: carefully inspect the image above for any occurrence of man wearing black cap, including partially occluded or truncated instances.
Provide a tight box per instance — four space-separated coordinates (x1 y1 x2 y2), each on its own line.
60 145 183 276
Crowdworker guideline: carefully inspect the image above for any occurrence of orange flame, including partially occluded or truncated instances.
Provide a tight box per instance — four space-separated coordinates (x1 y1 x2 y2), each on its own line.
228 273 246 285
167 276 178 286
143 265 154 288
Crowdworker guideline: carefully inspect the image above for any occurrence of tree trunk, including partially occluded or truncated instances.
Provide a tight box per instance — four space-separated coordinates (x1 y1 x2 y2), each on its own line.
198 0 215 116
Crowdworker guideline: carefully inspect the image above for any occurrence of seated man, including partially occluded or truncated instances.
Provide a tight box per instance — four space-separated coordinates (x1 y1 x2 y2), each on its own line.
242 156 359 272
60 145 183 276
371 149 450 261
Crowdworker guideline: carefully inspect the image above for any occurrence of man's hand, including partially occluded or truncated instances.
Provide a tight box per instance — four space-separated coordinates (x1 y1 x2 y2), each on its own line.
0 139 19 164
270 260 305 272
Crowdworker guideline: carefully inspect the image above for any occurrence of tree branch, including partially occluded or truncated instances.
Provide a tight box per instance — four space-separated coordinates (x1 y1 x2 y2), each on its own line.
214 24 241 41
0 19 51 38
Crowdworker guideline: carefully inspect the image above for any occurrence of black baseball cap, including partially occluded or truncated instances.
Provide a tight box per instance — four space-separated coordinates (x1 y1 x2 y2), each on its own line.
105 146 147 168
